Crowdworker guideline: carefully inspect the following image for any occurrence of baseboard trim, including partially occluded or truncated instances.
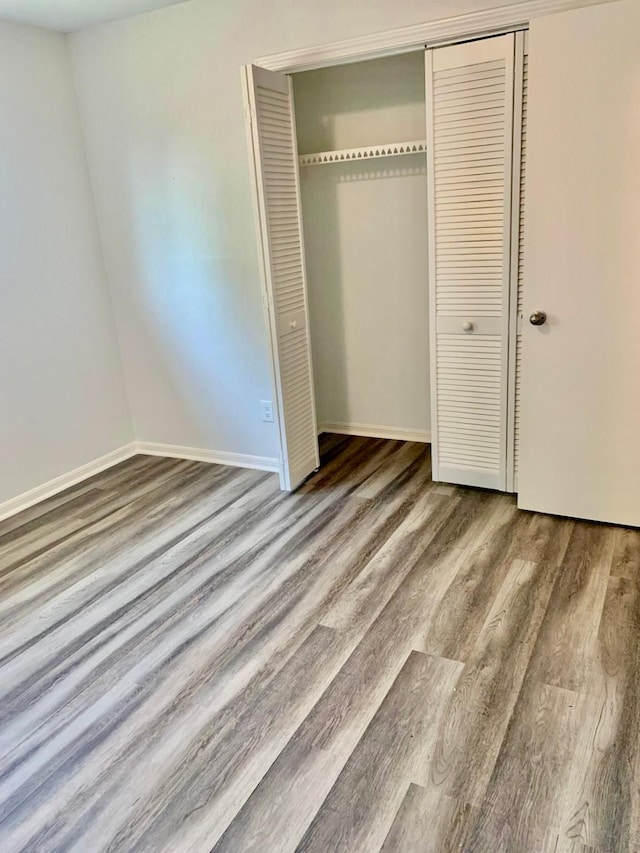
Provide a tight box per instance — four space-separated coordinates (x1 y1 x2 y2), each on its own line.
319 422 431 444
0 443 137 523
134 442 280 473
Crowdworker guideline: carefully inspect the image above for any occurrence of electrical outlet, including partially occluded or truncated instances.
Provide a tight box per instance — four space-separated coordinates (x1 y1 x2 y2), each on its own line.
260 400 274 423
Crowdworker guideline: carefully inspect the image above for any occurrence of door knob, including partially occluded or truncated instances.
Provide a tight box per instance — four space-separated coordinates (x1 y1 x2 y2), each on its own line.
529 310 547 326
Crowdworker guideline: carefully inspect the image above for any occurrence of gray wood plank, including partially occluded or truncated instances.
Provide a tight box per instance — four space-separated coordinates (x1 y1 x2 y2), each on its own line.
320 487 458 633
380 783 478 853
610 527 640 579
526 522 616 692
420 497 524 661
428 554 571 807
555 568 640 852
351 441 428 500
298 435 395 496
294 651 463 853
469 680 579 851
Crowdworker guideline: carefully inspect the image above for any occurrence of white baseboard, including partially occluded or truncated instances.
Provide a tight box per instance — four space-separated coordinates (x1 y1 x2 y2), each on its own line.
319 421 431 444
0 441 279 524
0 443 137 523
134 442 279 473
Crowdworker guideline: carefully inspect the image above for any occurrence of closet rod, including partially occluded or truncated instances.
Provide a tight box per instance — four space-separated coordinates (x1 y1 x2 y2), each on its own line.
298 140 426 166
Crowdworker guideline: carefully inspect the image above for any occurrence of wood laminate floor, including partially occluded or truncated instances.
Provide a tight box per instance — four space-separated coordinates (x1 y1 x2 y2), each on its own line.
1 435 638 852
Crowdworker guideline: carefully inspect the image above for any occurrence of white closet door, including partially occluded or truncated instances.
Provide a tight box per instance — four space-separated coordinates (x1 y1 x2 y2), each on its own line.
242 64 319 491
518 0 640 526
426 35 515 490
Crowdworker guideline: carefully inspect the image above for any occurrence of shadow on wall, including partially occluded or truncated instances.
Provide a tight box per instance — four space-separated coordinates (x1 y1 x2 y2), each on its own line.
122 137 271 448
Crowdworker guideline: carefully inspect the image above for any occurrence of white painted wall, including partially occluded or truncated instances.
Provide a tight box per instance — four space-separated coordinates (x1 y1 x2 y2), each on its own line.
293 54 430 436
68 0 535 460
0 19 132 505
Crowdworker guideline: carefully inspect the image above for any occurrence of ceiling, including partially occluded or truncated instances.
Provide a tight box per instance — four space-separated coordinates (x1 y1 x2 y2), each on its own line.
0 0 191 32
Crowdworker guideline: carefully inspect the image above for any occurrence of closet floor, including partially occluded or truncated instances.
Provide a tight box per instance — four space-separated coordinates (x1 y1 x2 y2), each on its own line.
0 435 637 852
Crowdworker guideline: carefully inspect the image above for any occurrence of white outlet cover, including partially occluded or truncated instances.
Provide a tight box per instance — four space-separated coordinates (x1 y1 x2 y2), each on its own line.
260 400 274 422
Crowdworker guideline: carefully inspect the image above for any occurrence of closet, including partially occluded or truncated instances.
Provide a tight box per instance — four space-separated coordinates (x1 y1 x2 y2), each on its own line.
242 31 528 493
293 54 430 450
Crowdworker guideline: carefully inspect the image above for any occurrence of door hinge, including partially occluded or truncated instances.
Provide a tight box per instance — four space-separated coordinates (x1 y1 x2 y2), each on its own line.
245 104 256 126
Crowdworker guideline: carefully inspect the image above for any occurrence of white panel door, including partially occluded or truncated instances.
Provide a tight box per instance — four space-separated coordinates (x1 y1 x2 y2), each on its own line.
242 64 319 491
518 0 640 526
426 34 515 490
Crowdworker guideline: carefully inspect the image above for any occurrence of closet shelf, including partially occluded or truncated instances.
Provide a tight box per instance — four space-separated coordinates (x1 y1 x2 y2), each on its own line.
298 140 427 167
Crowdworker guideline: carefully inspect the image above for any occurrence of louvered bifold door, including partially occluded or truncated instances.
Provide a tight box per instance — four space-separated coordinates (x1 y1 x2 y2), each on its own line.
426 35 515 490
242 64 319 491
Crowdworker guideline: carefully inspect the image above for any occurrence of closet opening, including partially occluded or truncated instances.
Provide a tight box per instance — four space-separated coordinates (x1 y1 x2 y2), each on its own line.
242 30 527 493
291 52 431 450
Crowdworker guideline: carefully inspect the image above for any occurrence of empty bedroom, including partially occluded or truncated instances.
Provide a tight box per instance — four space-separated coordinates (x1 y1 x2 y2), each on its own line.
1 0 639 850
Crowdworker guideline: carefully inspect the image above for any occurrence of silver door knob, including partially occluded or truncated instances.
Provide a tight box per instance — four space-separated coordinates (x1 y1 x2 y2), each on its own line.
529 310 547 326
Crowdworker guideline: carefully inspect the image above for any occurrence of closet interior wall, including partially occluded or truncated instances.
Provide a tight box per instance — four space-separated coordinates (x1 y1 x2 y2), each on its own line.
292 53 431 442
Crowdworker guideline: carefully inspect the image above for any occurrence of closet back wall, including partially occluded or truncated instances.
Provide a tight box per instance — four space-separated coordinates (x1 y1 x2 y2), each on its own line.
294 54 430 439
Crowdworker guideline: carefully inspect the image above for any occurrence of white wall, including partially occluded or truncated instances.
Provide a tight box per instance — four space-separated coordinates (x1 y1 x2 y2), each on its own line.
0 19 132 505
69 0 535 460
294 54 430 436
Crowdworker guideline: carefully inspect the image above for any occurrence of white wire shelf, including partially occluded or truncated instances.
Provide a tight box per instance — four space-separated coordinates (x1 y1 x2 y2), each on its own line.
298 140 427 167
